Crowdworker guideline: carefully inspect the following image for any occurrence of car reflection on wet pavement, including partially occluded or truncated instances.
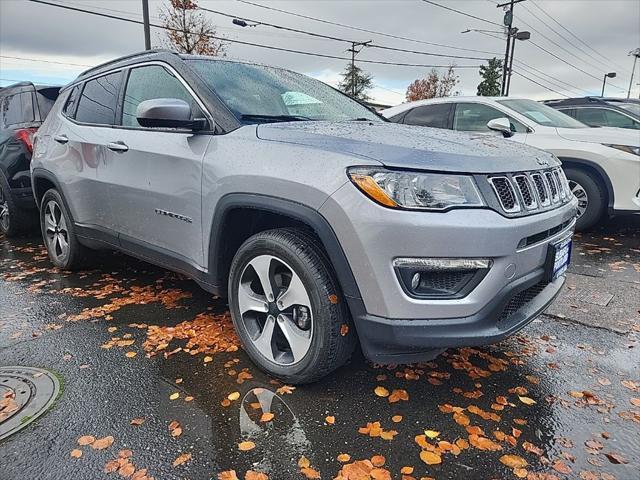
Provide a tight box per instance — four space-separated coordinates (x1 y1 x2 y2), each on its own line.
0 217 638 480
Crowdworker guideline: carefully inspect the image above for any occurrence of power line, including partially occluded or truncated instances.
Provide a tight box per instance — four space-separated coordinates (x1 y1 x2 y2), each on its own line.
1 55 92 67
528 0 631 75
513 62 587 96
420 0 503 27
26 0 481 70
199 5 492 61
235 0 502 55
511 70 569 97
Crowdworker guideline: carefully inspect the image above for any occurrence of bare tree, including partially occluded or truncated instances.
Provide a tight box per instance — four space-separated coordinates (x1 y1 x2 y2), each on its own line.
158 0 226 56
405 66 459 102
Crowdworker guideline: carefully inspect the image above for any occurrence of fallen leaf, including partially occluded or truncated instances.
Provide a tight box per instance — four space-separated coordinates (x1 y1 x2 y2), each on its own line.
552 460 572 474
227 392 240 401
70 449 82 458
420 450 442 465
276 385 295 395
500 454 528 469
218 471 239 480
204 356 213 363
340 324 349 336
328 294 339 304
173 453 192 467
169 392 180 400
78 435 95 446
400 466 414 475
245 471 268 480
125 351 137 358
604 452 628 464
337 453 351 462
391 415 403 423
238 441 256 451
260 412 274 423
374 386 390 398
371 455 385 467
300 467 320 479
424 430 440 439
130 418 145 426
325 415 335 425
518 396 536 405
118 463 135 477
630 398 640 407
91 436 114 450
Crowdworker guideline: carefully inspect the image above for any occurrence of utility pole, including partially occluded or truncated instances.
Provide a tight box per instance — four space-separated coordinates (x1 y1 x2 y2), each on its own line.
628 48 640 99
497 0 526 96
142 0 151 50
506 29 530 95
346 41 371 97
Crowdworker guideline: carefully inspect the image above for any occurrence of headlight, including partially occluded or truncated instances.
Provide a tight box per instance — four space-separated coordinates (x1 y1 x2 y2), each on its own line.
604 144 640 156
348 167 485 210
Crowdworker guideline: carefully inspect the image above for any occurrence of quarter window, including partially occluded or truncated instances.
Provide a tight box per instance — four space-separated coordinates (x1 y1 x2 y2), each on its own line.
74 72 122 125
122 65 200 127
2 92 34 126
453 103 527 133
403 104 452 129
63 85 81 119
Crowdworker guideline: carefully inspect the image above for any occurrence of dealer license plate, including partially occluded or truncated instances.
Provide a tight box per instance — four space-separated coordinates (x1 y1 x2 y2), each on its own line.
549 236 572 281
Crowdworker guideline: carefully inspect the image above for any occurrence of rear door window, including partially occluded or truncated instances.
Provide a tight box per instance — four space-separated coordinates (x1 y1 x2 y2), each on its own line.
402 104 452 129
2 92 35 126
74 72 122 125
573 108 607 127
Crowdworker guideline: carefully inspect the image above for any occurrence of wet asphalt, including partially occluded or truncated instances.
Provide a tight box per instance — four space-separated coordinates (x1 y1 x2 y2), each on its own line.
0 217 639 480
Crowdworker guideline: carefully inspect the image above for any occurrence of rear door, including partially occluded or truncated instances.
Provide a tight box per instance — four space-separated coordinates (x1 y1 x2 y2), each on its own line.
101 63 211 269
52 72 123 228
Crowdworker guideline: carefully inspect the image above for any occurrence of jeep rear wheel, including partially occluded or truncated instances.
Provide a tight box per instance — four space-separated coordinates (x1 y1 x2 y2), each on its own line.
228 228 355 384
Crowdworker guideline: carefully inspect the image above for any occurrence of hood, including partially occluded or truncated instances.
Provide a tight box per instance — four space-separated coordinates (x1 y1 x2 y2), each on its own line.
556 126 640 146
256 121 558 173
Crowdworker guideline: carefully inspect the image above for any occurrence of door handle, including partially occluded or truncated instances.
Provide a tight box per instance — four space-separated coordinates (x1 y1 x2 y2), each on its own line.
53 134 68 144
107 141 129 153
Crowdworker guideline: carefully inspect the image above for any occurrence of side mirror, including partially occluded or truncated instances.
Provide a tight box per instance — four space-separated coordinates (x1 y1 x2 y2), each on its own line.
487 117 514 138
136 98 207 130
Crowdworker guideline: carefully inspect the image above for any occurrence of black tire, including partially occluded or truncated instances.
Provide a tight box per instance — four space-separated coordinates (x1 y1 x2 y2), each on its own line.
228 228 356 384
0 172 35 237
564 167 606 231
39 189 88 270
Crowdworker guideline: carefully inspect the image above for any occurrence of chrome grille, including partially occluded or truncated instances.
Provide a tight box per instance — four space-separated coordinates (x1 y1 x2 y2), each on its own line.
513 175 537 210
489 177 521 213
486 167 572 216
545 171 559 202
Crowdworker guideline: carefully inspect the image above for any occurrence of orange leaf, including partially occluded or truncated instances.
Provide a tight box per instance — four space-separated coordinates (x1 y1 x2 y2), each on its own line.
419 450 442 465
325 415 335 425
552 460 572 474
173 453 192 467
374 386 390 397
400 466 414 475
70 449 82 458
260 412 275 423
337 453 351 462
371 455 385 467
391 415 403 423
217 471 239 480
300 467 321 479
91 436 114 450
245 471 268 480
238 441 256 451
130 418 145 426
78 435 95 446
500 454 528 469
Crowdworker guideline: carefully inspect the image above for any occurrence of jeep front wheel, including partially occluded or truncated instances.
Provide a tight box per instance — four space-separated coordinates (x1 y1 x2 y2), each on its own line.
228 228 355 384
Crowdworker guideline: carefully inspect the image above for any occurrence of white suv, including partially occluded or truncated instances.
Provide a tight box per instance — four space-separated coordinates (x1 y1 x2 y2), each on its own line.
382 97 640 230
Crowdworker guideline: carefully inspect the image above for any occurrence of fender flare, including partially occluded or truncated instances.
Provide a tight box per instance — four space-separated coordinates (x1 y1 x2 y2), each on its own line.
557 157 614 209
207 193 362 302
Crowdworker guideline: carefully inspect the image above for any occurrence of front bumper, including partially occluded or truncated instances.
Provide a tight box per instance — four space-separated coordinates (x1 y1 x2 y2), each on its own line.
320 181 577 363
349 269 564 364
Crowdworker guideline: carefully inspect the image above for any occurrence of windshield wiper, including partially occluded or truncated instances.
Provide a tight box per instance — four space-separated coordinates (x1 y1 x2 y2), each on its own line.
241 114 313 123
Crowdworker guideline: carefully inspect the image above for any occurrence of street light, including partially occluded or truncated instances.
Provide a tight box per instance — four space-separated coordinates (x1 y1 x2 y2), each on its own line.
601 72 616 97
505 28 531 96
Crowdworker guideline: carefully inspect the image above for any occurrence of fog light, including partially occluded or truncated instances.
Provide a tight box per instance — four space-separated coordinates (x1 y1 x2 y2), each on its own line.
393 258 492 299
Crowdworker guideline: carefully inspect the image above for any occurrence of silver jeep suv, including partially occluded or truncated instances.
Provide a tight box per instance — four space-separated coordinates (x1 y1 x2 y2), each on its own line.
31 51 578 383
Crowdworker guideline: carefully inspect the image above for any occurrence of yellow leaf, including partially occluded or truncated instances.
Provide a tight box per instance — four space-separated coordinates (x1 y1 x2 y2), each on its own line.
424 430 440 439
298 456 311 468
169 392 180 400
374 386 390 397
337 453 351 462
125 351 136 358
420 450 442 465
518 396 536 405
204 356 213 363
227 391 241 401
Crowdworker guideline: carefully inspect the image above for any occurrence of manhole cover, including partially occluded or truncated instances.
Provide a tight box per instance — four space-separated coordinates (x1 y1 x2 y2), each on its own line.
0 366 60 440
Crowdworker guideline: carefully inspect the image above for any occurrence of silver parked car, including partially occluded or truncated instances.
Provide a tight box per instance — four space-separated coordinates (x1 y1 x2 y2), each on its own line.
31 50 577 383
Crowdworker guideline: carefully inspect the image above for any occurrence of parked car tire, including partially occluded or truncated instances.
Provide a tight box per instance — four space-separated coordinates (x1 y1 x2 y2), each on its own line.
228 228 356 384
563 167 606 231
40 189 88 270
0 172 32 237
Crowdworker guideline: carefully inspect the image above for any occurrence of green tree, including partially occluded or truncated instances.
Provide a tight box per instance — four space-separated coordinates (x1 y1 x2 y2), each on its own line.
338 63 374 102
477 57 503 96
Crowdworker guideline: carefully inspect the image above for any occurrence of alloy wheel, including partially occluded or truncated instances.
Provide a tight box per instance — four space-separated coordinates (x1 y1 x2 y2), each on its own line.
0 185 9 232
44 200 70 262
237 254 313 366
568 180 588 218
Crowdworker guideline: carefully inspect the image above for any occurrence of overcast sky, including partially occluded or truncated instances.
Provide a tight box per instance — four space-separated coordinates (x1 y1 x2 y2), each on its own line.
1 0 639 105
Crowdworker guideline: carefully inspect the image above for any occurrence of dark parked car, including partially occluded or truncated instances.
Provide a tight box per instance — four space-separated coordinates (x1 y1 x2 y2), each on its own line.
544 97 640 130
0 82 60 236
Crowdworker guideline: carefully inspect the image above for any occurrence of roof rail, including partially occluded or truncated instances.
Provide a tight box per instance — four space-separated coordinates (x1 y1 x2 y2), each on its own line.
76 49 179 79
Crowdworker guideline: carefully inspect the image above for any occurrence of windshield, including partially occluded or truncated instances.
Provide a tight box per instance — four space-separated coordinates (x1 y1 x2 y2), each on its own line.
188 59 381 124
616 103 640 117
497 98 587 128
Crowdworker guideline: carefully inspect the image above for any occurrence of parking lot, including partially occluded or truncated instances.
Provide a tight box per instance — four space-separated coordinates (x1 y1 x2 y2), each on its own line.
0 216 638 480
